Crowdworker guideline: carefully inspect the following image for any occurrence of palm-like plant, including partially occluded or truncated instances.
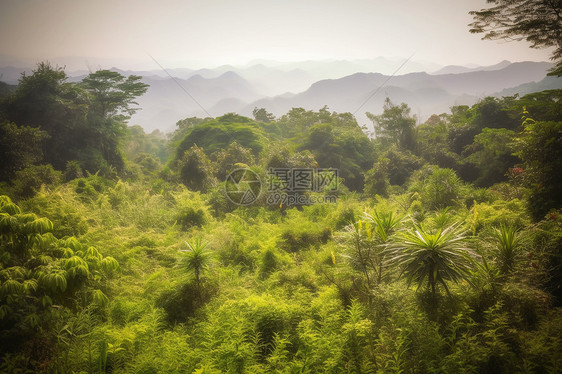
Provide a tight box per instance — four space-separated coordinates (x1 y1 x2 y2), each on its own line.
180 238 212 285
492 224 521 275
341 220 376 290
364 210 403 284
388 223 476 297
340 210 404 300
364 210 403 244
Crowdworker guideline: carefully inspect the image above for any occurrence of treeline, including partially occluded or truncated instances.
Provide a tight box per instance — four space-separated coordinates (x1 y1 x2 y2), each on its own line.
1 63 561 220
0 62 148 189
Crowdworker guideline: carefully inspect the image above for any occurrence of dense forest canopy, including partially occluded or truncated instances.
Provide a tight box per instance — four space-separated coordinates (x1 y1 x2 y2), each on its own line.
0 56 561 372
1 2 562 368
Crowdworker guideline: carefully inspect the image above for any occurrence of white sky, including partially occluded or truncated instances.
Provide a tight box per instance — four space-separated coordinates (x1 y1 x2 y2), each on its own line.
0 0 553 69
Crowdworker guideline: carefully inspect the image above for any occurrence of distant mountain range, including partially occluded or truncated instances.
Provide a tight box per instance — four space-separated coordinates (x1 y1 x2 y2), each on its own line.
244 61 557 127
1 59 559 132
430 60 513 75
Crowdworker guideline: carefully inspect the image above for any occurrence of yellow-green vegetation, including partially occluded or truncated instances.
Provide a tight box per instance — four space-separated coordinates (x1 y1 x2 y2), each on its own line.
0 63 561 373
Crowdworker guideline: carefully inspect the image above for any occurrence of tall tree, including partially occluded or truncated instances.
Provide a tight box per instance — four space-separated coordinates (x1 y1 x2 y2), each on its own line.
252 107 275 123
367 98 416 151
464 127 520 187
2 62 89 169
514 114 562 220
80 70 148 170
81 70 148 121
469 0 562 76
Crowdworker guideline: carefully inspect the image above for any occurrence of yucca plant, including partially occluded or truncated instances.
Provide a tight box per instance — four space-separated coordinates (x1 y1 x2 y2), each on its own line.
364 210 403 284
341 219 377 290
180 238 212 285
364 210 403 244
388 223 476 297
340 211 403 304
492 224 522 275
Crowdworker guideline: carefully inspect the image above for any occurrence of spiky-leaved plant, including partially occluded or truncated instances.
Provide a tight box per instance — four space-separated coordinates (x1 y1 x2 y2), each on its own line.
364 210 403 244
364 210 403 284
180 238 212 285
388 223 476 297
492 224 522 275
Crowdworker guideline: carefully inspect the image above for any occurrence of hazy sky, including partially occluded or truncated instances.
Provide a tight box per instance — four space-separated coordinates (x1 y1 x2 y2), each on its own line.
0 0 553 69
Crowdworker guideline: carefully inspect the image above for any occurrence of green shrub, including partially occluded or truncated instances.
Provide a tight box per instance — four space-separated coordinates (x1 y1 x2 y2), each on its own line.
259 248 278 279
280 226 331 252
421 167 464 210
175 207 207 229
178 145 217 192
157 279 218 324
9 164 62 199
63 160 84 181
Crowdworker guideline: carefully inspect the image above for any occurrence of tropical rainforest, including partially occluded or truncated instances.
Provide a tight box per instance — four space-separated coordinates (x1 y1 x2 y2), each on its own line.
0 58 561 374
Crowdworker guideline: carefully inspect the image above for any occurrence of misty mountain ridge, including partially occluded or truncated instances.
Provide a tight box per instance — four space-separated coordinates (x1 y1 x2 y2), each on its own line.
431 60 513 75
0 58 558 132
242 61 557 131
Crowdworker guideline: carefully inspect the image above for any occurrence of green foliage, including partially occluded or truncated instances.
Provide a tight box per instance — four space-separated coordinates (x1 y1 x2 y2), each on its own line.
79 69 148 173
63 160 84 181
258 248 278 279
0 80 561 373
409 166 465 211
367 97 417 151
0 196 118 366
519 309 562 372
174 118 266 161
80 69 148 121
1 63 150 178
178 145 217 192
515 90 562 122
265 144 317 170
168 116 210 150
2 62 89 170
276 107 322 137
181 238 213 284
363 159 391 197
529 211 562 305
514 116 562 221
158 279 218 324
492 224 523 275
298 119 374 191
340 211 403 296
252 107 275 123
214 141 254 180
279 211 331 253
175 207 207 230
464 127 519 187
369 145 423 189
417 114 460 169
0 121 47 182
446 98 518 179
8 164 62 199
21 188 90 237
471 199 530 232
125 125 168 163
470 0 562 76
388 223 476 297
